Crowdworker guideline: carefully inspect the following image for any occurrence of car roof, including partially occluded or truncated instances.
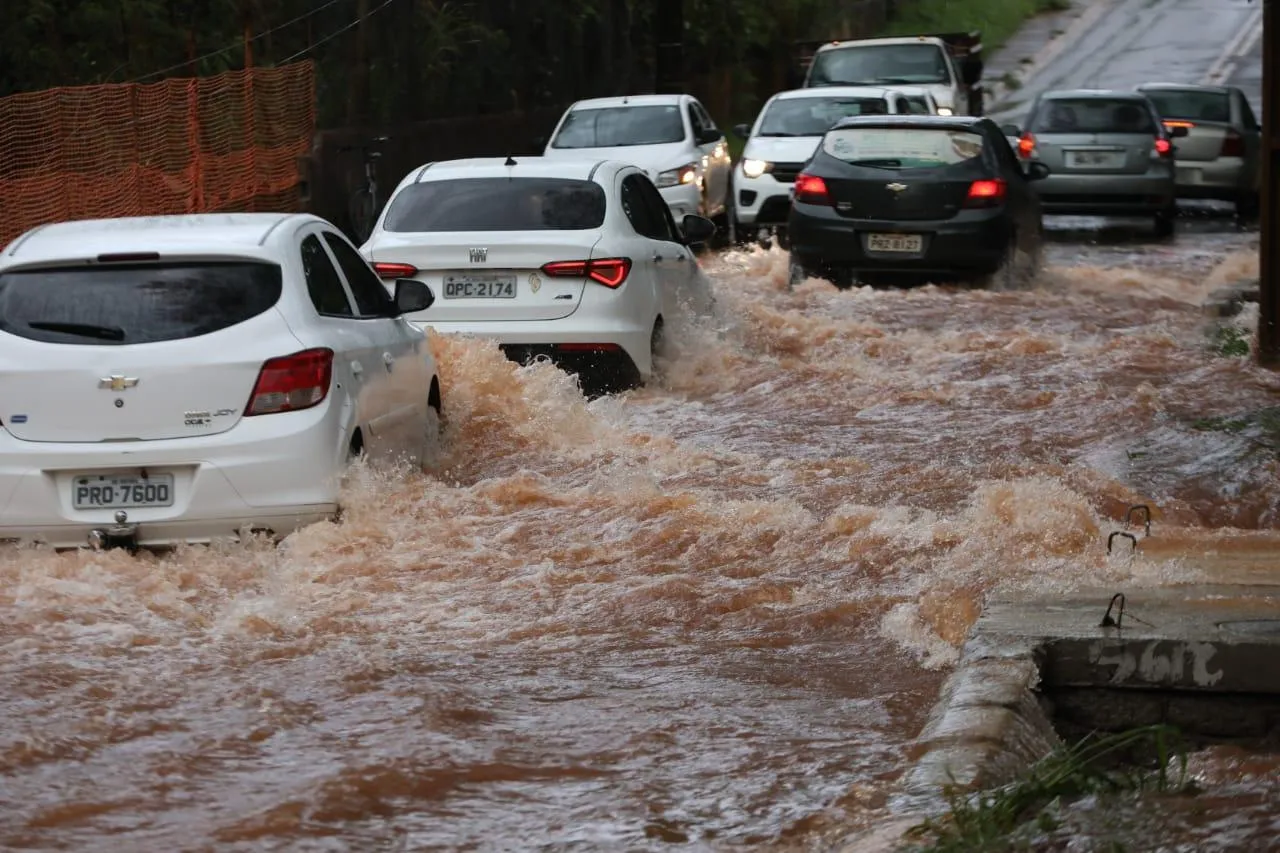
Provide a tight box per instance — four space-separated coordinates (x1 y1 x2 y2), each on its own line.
1136 82 1231 94
568 94 686 110
815 35 942 53
1038 89 1151 101
829 114 987 131
772 86 893 101
410 156 619 183
3 212 319 263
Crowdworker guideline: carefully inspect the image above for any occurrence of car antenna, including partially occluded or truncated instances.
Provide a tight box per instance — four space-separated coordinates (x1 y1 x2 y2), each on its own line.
504 155 517 167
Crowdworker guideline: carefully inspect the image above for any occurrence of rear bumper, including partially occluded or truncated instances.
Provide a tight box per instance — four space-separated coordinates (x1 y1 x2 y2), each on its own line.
787 203 1011 276
0 405 345 550
1173 156 1253 199
415 317 653 379
1035 168 1175 215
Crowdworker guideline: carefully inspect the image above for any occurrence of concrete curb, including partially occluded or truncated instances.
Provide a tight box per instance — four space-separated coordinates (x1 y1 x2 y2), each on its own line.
985 0 1113 112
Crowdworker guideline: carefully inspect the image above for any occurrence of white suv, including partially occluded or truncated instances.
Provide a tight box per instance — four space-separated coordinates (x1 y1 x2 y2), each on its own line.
731 86 914 244
541 94 733 227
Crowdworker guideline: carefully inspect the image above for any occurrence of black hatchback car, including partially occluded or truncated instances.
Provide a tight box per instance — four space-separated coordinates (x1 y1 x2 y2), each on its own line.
787 115 1051 287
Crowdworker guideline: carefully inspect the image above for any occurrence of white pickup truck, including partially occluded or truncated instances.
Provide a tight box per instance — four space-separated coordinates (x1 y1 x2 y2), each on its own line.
800 32 986 117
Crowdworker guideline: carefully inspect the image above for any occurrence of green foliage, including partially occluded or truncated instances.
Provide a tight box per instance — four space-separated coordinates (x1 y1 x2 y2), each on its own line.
901 725 1193 853
881 0 1071 54
1211 325 1252 357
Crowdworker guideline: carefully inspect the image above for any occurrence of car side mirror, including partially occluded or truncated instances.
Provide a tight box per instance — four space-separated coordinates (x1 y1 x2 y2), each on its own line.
681 213 716 245
394 278 434 314
696 128 722 146
1168 125 1189 138
1025 161 1051 181
1000 123 1022 138
733 123 751 139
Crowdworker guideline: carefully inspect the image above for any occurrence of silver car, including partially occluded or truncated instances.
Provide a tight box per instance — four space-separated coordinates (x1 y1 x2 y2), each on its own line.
1003 89 1182 237
1136 83 1261 219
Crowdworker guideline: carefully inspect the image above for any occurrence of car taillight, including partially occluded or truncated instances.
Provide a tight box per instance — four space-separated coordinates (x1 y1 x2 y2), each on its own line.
245 348 334 416
1220 129 1244 158
793 173 829 204
541 257 632 288
373 262 418 280
1154 138 1173 157
1017 133 1036 159
963 178 1007 208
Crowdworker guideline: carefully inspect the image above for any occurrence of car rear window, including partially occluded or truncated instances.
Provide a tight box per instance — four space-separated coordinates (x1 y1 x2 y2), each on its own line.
820 127 985 168
757 97 890 136
382 178 607 232
1142 89 1231 123
550 105 685 148
1031 98 1156 134
0 261 282 346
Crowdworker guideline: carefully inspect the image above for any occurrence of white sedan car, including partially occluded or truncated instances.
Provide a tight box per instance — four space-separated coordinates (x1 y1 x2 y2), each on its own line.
731 86 918 244
0 213 442 551
359 156 717 391
540 94 734 227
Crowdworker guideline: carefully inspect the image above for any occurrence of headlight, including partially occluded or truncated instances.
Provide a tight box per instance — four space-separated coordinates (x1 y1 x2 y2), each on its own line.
741 159 771 178
656 163 698 188
936 106 954 116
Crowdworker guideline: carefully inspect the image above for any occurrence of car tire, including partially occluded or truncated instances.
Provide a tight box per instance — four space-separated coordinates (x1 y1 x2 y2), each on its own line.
420 403 442 469
647 319 665 384
1154 205 1177 239
1235 191 1260 221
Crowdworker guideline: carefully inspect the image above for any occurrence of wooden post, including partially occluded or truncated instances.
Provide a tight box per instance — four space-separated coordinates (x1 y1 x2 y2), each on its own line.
1260 0 1278 364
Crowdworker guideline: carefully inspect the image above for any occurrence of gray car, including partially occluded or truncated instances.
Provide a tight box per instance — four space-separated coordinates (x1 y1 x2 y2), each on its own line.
1136 83 1261 219
1002 89 1183 237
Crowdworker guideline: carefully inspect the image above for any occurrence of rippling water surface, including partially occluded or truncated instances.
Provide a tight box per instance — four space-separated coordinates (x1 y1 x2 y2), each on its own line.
2 220 1278 851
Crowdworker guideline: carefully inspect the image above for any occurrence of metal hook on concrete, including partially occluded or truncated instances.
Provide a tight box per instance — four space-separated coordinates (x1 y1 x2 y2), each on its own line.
1125 504 1152 537
1100 592 1126 629
1107 531 1138 555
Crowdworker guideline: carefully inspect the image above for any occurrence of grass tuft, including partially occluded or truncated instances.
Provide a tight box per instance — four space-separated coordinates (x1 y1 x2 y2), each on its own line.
900 725 1193 852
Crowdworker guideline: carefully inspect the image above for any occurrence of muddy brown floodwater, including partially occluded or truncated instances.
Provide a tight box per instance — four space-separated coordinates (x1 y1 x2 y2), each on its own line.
2 219 1279 852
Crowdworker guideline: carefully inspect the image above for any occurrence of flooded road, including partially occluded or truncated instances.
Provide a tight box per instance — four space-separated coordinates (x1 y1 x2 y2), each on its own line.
2 214 1277 851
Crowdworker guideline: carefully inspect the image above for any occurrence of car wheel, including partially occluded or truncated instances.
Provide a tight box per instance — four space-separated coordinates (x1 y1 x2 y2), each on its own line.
1235 191 1260 221
420 402 442 469
1154 205 1176 239
648 319 665 384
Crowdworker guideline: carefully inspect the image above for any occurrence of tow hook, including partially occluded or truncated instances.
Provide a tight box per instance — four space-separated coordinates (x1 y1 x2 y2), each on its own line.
88 510 140 554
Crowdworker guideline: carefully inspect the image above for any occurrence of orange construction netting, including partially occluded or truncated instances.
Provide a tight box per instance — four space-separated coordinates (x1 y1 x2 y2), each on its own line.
0 61 316 250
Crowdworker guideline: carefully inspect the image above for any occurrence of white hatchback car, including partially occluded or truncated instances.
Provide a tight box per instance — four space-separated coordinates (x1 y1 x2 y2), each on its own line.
0 213 442 551
540 94 733 227
731 86 916 243
359 156 717 391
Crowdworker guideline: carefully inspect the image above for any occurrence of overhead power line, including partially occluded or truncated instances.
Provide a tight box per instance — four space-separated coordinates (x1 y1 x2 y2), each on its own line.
276 0 401 66
132 0 352 83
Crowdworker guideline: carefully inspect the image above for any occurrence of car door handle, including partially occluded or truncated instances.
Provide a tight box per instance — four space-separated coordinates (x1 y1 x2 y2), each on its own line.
382 351 394 371
652 252 664 262
350 360 363 377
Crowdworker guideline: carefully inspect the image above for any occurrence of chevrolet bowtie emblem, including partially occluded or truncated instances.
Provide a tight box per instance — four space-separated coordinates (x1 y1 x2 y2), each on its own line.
99 375 139 391
886 183 908 192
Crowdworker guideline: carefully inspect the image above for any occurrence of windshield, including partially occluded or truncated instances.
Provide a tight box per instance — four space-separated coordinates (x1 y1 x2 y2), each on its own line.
383 178 607 232
0 262 282 346
809 44 950 86
756 96 890 136
1142 89 1231 123
820 127 985 169
550 105 686 148
1030 98 1157 134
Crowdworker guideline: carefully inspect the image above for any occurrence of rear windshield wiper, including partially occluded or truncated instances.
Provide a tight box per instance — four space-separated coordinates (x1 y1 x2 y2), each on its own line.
845 158 903 168
27 320 126 341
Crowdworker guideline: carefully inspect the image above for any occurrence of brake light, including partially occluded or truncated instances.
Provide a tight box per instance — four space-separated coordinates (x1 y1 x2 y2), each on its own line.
245 348 334 416
541 257 632 288
793 173 829 203
1017 133 1036 159
1154 138 1173 157
1163 120 1195 130
373 262 418 280
963 178 1007 208
1220 129 1244 158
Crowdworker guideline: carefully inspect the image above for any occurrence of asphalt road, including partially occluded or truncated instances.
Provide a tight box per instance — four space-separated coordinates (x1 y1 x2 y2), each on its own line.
988 0 1263 124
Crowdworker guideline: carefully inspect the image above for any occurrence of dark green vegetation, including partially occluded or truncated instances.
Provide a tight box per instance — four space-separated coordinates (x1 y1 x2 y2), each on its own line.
901 725 1194 852
1192 406 1280 456
3 0 1060 131
1212 324 1253 357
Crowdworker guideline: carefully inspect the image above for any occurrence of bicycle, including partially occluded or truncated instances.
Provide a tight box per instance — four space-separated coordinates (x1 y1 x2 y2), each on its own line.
339 135 389 244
